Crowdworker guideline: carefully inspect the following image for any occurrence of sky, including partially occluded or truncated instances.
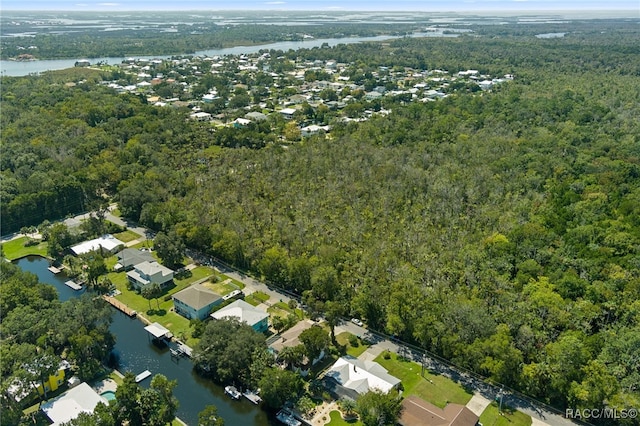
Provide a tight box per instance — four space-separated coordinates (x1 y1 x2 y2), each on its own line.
1 0 638 11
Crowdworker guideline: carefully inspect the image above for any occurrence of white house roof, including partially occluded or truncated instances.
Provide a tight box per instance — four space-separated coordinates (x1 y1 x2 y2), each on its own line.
279 107 297 115
325 356 400 395
135 261 173 278
71 235 124 255
210 299 268 327
41 382 106 426
144 322 171 339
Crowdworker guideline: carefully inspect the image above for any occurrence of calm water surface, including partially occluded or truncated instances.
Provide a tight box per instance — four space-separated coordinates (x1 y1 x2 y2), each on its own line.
15 256 273 426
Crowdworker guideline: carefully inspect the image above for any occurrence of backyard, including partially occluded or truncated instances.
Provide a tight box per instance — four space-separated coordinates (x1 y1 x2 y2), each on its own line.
2 236 48 260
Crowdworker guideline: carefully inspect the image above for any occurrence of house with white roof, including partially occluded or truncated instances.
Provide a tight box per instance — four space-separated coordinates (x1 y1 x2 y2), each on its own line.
210 299 269 333
41 382 107 426
323 356 401 400
71 235 124 256
127 261 174 290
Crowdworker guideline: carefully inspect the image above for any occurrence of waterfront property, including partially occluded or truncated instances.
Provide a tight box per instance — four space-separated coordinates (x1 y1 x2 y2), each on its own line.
144 322 173 341
270 319 326 367
8 360 71 402
127 260 174 290
210 299 269 333
41 382 107 426
114 248 155 271
323 356 401 400
70 235 124 256
172 284 223 320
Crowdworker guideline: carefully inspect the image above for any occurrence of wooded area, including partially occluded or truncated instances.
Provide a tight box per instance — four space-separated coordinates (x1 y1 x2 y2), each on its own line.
2 22 639 418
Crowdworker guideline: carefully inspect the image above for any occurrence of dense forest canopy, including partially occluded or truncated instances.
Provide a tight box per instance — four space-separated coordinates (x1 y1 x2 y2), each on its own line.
1 22 640 417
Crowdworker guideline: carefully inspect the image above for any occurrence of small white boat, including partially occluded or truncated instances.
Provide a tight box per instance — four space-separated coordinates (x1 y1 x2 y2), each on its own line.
135 370 152 383
276 409 301 426
224 385 241 400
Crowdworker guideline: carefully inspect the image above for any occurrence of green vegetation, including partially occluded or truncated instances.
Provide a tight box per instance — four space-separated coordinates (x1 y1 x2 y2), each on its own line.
479 402 533 426
244 290 271 306
1 236 48 260
328 409 362 426
112 229 141 243
375 352 472 408
336 332 370 358
2 19 640 417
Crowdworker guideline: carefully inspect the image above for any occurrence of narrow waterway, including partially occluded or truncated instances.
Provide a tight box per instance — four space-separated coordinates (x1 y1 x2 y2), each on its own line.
15 256 273 426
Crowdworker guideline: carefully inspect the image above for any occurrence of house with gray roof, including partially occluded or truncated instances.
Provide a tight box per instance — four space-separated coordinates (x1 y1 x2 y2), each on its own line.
173 284 222 320
210 299 269 333
114 248 155 271
127 261 174 290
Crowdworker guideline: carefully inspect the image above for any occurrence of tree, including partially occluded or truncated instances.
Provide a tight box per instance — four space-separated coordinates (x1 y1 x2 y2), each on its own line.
277 345 306 370
114 373 142 426
149 374 179 425
153 231 185 268
356 389 402 426
325 300 345 344
141 283 162 311
258 367 303 409
46 222 73 258
193 318 267 387
198 405 225 426
299 325 330 363
284 121 301 141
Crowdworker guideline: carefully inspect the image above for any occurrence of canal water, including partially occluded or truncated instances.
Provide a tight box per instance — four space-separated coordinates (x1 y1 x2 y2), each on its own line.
15 256 272 426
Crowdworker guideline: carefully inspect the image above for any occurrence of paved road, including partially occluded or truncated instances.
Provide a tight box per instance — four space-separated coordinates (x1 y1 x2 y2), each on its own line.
102 208 578 426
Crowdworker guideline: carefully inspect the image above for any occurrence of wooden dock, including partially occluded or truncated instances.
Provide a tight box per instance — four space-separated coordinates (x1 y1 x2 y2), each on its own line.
65 280 82 290
48 265 62 274
102 295 137 318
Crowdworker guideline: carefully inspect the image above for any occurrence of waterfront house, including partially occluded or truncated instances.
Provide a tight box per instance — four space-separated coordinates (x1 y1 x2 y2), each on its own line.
41 382 107 426
173 284 223 320
127 261 174 290
114 248 155 272
210 299 269 333
323 356 400 400
70 235 124 256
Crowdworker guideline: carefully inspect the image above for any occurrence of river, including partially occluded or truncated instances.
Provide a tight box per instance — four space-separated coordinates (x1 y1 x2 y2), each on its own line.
0 32 456 77
15 256 273 426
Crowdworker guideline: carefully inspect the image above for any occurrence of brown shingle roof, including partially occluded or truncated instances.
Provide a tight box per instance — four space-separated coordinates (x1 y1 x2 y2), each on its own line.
399 396 478 426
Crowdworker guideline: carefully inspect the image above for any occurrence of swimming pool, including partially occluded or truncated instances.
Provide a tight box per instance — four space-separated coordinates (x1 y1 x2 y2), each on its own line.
100 390 116 401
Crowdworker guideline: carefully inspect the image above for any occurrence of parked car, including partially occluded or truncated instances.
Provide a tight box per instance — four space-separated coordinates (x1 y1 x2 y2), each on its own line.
351 318 364 327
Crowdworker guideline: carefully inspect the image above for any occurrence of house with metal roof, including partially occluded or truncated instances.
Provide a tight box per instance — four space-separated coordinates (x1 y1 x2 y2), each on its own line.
323 356 400 401
126 260 174 290
210 299 269 333
172 284 223 320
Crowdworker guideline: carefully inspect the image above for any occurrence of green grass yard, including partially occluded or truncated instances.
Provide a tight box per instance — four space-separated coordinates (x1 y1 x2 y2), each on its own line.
327 410 362 426
335 332 370 358
2 236 48 260
374 352 472 409
479 402 532 426
112 229 141 243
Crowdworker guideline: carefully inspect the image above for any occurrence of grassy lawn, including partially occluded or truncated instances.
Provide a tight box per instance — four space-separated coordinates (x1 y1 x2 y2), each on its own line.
202 276 243 295
335 332 370 358
374 352 472 409
245 290 270 306
327 410 362 426
479 402 532 426
2 236 48 260
268 301 305 319
107 266 216 347
112 229 141 243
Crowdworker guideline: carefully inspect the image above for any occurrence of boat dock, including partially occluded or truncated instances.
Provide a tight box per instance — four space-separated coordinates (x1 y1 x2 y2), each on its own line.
65 280 83 290
102 295 137 317
243 390 262 405
176 342 192 357
48 265 63 274
135 370 152 383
